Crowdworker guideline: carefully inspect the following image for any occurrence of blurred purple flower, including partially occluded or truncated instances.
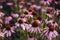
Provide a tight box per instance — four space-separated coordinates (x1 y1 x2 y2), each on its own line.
4 16 12 24
3 25 15 37
27 20 42 33
41 25 58 40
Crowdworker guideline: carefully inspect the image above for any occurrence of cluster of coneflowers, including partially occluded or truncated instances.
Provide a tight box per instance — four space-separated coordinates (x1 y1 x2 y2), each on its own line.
0 0 60 40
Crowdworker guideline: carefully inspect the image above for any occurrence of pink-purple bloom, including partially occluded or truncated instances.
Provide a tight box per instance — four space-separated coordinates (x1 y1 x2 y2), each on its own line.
41 25 58 40
3 25 15 37
27 20 42 33
4 15 12 24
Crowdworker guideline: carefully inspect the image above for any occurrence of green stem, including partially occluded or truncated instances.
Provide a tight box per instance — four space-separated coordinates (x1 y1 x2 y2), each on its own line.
2 37 4 40
8 37 11 40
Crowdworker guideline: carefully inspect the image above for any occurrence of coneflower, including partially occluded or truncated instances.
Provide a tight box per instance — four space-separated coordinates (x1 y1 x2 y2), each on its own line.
3 24 15 37
18 19 23 24
11 10 19 18
41 24 58 40
4 15 12 24
27 20 42 33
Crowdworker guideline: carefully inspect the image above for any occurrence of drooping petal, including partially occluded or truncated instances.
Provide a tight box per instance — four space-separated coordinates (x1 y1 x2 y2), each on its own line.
8 31 11 37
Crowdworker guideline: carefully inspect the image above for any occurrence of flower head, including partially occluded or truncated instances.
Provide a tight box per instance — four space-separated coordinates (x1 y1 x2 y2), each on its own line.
41 24 58 40
27 20 42 33
3 24 15 37
48 24 54 31
32 20 39 27
18 19 23 24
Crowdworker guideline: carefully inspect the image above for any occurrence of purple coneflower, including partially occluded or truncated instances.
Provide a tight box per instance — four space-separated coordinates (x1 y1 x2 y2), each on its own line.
15 19 23 28
27 20 42 33
41 24 58 40
11 10 19 18
18 16 26 22
21 22 32 30
4 15 12 24
3 24 15 37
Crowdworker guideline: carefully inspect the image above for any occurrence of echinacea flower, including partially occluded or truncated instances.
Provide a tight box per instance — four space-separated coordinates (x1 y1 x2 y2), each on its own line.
21 22 32 30
3 24 15 37
11 10 19 18
4 15 12 24
41 25 58 40
45 8 55 18
16 19 31 30
27 20 42 33
18 17 26 23
45 19 58 27
15 19 24 28
15 20 26 30
22 11 33 18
